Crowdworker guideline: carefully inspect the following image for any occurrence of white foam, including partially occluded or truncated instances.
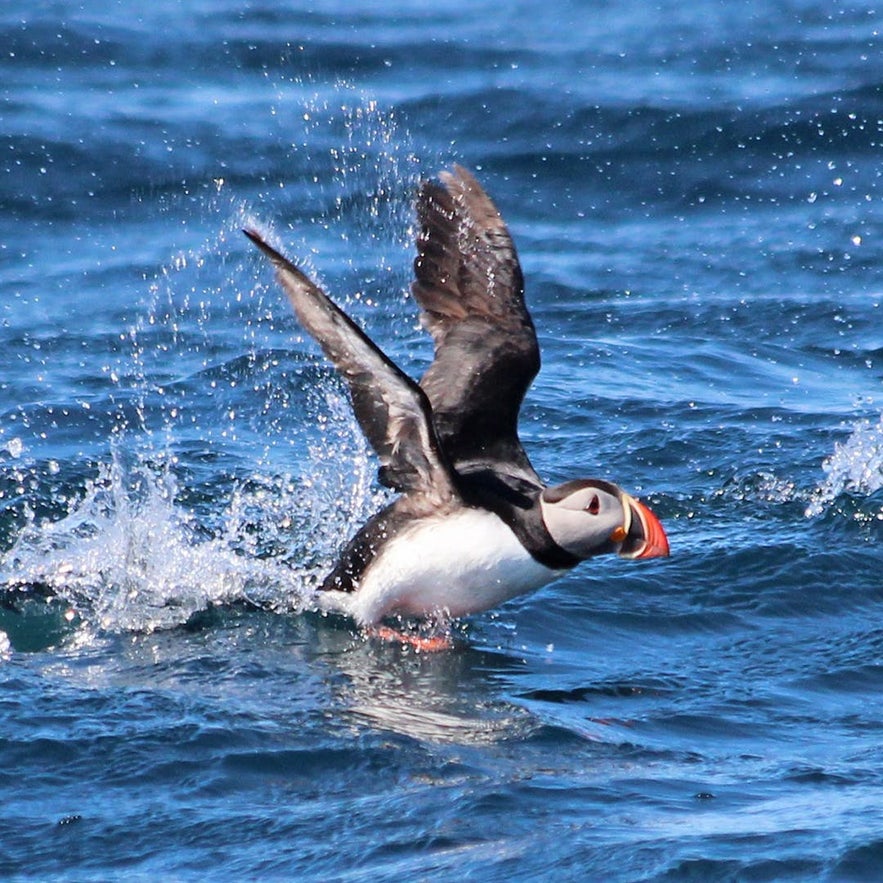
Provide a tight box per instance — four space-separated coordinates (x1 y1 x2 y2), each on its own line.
0 395 389 636
0 448 291 633
805 415 883 517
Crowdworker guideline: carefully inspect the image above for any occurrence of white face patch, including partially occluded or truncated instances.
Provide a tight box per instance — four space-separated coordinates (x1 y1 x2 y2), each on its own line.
539 482 627 559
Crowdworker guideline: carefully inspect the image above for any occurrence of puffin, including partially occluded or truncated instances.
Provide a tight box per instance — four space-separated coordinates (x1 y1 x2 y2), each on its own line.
244 165 669 637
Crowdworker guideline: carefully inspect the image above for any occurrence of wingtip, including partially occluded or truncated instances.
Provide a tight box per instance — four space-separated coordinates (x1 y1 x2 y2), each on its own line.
242 226 262 245
242 226 279 261
426 163 470 191
417 165 476 215
450 162 472 182
242 227 302 278
243 226 324 311
435 164 485 205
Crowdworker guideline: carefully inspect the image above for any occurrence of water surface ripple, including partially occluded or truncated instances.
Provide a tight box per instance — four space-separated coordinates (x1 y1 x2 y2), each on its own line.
2 1 883 879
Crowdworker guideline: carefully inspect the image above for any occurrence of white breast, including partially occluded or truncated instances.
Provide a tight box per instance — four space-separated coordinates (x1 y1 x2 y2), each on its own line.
322 507 560 626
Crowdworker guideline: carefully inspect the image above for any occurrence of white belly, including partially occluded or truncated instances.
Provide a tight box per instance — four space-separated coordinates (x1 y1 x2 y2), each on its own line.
323 508 560 626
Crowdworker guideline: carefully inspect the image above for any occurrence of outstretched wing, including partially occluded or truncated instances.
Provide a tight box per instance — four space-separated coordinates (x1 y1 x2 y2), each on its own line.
412 165 541 483
244 229 457 507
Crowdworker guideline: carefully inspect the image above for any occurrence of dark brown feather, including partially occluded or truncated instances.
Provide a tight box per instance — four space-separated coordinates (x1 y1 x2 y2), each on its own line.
244 228 457 508
412 165 541 484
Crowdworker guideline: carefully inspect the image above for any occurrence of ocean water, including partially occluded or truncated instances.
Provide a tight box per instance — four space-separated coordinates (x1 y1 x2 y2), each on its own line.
3 0 883 879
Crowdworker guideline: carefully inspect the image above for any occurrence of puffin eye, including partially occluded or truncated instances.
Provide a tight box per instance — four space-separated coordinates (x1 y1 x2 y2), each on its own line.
585 494 600 515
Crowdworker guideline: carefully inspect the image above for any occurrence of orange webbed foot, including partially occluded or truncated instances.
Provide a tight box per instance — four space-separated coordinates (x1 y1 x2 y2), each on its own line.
368 625 455 653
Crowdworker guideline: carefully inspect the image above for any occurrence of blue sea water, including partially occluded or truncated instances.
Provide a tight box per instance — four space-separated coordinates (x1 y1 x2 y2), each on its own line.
3 0 883 878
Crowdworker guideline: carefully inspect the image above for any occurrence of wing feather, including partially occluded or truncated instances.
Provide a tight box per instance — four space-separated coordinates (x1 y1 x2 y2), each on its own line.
412 165 541 483
244 229 457 506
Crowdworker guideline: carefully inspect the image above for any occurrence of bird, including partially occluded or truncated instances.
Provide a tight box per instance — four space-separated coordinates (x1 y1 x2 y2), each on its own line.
244 164 668 644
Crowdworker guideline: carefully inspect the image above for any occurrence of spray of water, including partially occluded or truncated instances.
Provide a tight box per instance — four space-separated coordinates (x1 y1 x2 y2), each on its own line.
805 415 883 518
0 85 414 643
1 397 385 636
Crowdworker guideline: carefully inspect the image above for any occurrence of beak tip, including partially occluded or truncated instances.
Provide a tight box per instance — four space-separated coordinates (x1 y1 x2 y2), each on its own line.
624 497 670 560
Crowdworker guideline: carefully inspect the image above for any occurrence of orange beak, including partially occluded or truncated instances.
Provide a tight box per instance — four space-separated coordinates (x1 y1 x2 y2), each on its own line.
618 494 670 560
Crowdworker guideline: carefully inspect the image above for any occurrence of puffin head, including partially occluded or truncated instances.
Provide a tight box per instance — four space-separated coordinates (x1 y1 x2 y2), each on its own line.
539 479 669 561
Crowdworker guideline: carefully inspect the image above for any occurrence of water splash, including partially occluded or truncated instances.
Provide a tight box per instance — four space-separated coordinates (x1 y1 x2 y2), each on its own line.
0 87 411 646
806 416 883 518
0 392 386 639
1 446 297 635
708 410 883 523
